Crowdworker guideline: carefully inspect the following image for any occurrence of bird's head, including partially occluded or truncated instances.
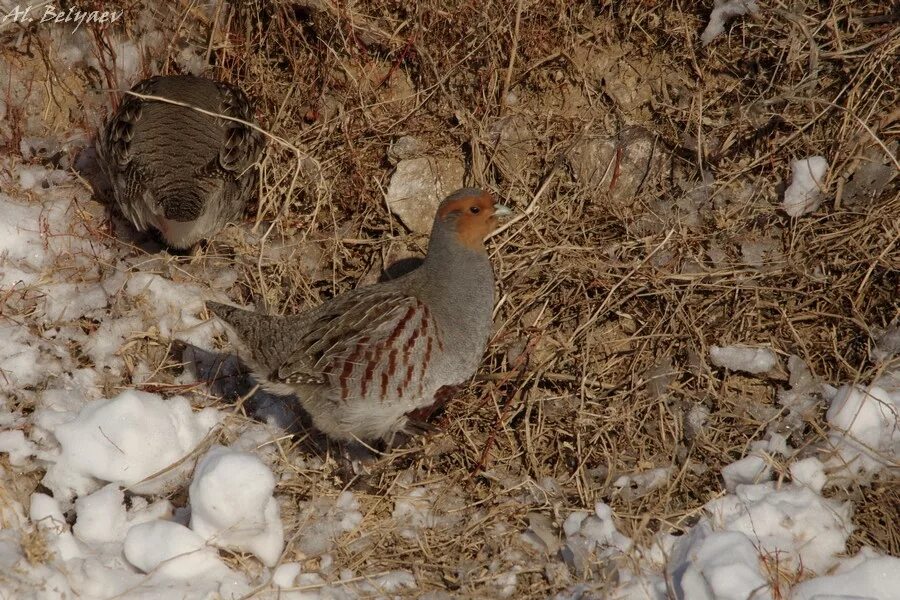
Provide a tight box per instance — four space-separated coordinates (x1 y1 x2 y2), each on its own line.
434 188 512 252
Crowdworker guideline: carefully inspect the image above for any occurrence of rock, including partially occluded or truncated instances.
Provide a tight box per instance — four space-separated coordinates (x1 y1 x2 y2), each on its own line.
388 136 427 164
385 157 465 234
602 59 655 114
568 127 666 204
739 236 782 269
571 43 657 114
839 142 897 207
645 357 675 399
491 115 536 181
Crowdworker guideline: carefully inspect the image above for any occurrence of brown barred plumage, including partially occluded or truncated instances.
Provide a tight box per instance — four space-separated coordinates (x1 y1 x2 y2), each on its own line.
97 75 265 249
207 188 512 442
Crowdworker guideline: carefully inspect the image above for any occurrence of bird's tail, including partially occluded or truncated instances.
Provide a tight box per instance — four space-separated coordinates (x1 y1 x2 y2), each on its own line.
206 301 247 328
207 301 291 371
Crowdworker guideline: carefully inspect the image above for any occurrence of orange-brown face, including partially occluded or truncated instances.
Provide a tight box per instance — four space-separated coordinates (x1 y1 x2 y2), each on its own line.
436 189 507 251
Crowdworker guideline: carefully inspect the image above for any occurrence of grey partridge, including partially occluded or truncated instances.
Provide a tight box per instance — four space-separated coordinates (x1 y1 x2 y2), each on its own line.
208 188 511 442
97 75 265 249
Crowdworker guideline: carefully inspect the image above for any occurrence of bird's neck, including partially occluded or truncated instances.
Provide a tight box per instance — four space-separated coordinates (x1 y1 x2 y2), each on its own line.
422 225 495 339
424 223 490 278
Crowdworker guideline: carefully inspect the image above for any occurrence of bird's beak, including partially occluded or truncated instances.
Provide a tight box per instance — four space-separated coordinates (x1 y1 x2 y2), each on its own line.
493 203 513 219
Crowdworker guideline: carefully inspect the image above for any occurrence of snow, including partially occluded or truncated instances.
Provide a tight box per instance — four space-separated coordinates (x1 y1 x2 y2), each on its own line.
561 503 633 575
39 390 220 500
721 452 771 491
273 562 303 588
701 0 760 46
706 480 851 574
710 344 778 374
123 520 234 580
824 383 900 480
640 462 872 599
41 281 110 321
82 315 144 371
72 484 129 545
0 157 895 600
789 456 827 492
783 156 829 217
10 426 255 599
30 492 84 561
0 5 897 599
189 446 285 567
551 369 899 600
668 524 771 600
0 429 37 465
0 194 52 285
790 550 900 600
125 272 219 347
0 13 300 599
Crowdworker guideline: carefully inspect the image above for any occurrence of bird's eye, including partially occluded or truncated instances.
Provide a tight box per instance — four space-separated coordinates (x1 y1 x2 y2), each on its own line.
469 206 480 214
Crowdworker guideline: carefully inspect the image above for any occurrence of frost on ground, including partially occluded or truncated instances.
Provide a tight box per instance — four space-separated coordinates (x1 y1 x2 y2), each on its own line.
710 345 779 375
700 0 760 46
551 371 900 600
2 2 899 599
783 157 829 218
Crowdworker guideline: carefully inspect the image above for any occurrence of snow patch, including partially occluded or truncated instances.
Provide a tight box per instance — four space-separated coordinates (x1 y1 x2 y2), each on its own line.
783 156 828 217
710 345 778 374
791 549 900 600
825 383 900 480
189 446 285 567
39 390 220 501
124 519 236 580
701 0 759 46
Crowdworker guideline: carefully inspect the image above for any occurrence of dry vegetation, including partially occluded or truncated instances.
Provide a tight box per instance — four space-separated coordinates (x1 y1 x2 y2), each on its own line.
5 0 899 596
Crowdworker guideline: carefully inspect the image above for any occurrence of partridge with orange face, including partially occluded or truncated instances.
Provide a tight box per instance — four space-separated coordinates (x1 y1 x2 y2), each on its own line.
208 188 511 442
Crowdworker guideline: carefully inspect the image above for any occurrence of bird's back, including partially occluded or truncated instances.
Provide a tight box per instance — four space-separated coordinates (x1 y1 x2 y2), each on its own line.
99 75 264 248
127 76 225 185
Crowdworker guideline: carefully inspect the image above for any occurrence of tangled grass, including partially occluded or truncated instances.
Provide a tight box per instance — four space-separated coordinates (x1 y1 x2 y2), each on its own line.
3 0 897 595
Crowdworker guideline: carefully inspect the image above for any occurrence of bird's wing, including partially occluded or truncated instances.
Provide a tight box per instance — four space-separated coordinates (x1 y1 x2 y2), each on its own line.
215 81 265 175
100 76 163 170
275 289 436 404
98 77 162 229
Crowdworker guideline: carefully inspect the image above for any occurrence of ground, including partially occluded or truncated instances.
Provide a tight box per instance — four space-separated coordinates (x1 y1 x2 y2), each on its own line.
0 1 898 599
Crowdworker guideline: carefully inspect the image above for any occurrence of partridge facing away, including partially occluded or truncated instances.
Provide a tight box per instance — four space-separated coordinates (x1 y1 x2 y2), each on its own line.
208 188 511 442
97 75 265 249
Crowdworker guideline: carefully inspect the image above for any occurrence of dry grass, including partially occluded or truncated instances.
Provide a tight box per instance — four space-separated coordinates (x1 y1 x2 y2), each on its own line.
3 0 899 596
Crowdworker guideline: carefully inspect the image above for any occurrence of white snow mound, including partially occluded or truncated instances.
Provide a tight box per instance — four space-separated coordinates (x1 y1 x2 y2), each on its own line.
825 383 900 479
710 345 778 374
189 446 284 567
701 0 759 46
783 156 828 217
41 390 220 500
124 519 232 579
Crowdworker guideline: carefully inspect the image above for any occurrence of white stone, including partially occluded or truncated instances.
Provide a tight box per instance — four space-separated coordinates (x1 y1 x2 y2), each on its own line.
385 157 465 234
